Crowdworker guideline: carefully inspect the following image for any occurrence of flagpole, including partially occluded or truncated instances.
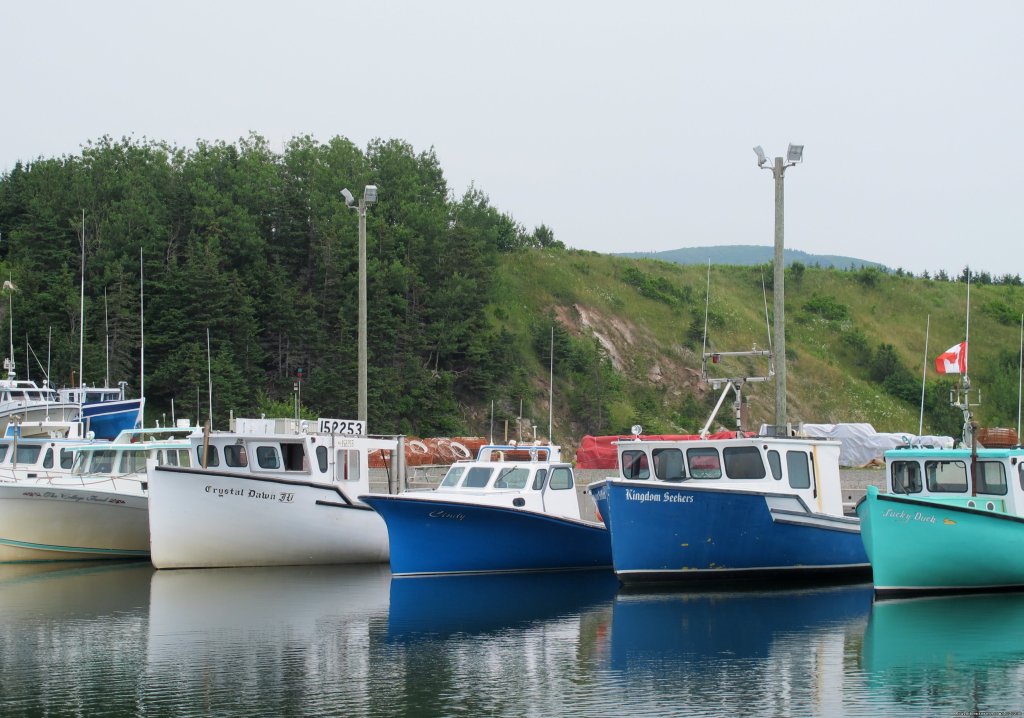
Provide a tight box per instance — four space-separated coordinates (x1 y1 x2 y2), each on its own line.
919 315 930 435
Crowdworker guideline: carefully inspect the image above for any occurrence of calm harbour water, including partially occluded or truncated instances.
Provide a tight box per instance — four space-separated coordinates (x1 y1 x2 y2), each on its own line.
1 561 1022 718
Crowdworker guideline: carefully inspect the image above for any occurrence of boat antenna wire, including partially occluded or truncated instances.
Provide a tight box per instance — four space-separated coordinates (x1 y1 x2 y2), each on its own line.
1018 313 1022 441
761 269 773 374
79 209 85 389
701 260 711 359
919 315 930 436
548 326 553 442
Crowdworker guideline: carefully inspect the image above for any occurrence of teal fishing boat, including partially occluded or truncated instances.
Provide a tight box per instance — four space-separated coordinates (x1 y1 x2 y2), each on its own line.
857 384 1024 595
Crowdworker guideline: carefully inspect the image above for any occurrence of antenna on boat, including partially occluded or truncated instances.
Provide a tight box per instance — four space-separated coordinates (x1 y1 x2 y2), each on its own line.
699 263 773 438
104 288 109 388
950 269 979 447
206 327 213 428
4 274 15 380
78 209 85 389
548 326 554 442
919 315 930 435
701 260 711 359
140 248 145 403
1018 313 1023 441
489 400 494 444
761 269 775 377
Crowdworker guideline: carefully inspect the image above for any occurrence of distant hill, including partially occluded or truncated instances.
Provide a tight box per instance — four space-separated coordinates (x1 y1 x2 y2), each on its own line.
617 245 886 270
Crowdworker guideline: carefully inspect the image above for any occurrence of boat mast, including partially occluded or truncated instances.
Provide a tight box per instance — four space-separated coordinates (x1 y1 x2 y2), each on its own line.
78 210 85 390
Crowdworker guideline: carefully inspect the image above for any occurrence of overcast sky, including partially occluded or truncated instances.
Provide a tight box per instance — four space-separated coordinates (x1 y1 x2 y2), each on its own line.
4 1 1022 277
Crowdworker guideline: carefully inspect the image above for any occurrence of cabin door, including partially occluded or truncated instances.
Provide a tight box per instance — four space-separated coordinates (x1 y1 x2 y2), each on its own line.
540 466 579 520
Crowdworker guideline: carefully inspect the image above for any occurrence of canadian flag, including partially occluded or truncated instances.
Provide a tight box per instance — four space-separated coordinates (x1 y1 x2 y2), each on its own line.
935 341 967 374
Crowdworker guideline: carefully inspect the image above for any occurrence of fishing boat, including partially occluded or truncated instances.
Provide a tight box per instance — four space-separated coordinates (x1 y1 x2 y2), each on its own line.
0 425 195 562
0 419 99 483
146 417 400 569
58 384 144 441
856 428 1024 596
0 360 80 437
361 443 612 576
589 343 869 586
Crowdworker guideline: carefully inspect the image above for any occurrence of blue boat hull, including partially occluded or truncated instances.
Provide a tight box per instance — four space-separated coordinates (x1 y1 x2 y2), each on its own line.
361 495 612 576
599 480 870 585
80 399 143 440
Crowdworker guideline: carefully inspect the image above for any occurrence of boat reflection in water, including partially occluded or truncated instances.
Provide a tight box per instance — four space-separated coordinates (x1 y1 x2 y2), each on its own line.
386 568 619 639
0 561 154 717
862 592 1024 714
606 582 874 716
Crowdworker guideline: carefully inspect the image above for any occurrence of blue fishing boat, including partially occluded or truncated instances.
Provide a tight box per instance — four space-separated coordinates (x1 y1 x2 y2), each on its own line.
59 385 144 441
590 334 869 585
361 444 611 576
591 428 869 586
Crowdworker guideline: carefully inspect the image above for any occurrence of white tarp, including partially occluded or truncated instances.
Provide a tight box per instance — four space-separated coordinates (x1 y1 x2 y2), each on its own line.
791 423 954 467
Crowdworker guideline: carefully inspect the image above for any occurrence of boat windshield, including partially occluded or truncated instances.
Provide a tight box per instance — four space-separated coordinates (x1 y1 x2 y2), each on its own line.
439 466 466 488
493 467 530 489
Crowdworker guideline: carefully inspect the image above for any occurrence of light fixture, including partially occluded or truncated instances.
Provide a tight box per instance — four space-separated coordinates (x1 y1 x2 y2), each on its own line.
340 188 355 206
363 185 377 205
786 144 804 163
753 146 767 167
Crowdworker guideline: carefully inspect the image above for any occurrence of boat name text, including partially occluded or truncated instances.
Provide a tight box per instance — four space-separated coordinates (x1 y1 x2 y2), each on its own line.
625 488 694 503
205 486 295 503
19 491 127 505
881 508 937 524
428 510 466 521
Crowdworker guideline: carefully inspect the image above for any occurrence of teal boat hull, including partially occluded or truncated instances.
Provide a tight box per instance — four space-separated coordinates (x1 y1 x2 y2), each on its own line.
857 485 1024 596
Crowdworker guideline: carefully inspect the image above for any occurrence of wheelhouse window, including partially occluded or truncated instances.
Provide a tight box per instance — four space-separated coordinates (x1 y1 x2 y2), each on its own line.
494 467 530 489
891 460 922 494
687 448 722 479
60 449 75 469
440 465 466 488
43 448 54 469
197 445 220 468
724 446 766 480
316 446 328 473
335 449 361 481
926 460 968 493
15 445 42 463
786 451 811 489
976 461 1007 495
622 450 650 480
531 468 548 490
280 443 306 471
653 448 685 481
767 450 782 480
224 445 248 468
119 450 147 474
548 466 573 490
0 443 8 462
256 446 281 469
462 466 493 488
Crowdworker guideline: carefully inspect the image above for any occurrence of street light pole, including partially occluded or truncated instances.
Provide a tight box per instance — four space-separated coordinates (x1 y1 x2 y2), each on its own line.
342 185 378 426
754 144 803 430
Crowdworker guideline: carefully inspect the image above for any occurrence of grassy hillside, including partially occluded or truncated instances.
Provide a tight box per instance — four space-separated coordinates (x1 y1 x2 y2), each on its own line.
484 249 1024 454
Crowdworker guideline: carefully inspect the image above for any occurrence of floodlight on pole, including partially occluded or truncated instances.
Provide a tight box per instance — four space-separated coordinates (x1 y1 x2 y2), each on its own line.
753 143 804 430
342 185 378 427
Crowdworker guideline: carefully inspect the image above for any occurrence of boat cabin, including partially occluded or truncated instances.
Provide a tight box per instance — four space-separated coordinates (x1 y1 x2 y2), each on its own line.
884 446 1024 516
0 380 62 405
614 435 845 517
0 437 83 481
187 418 399 490
432 444 581 520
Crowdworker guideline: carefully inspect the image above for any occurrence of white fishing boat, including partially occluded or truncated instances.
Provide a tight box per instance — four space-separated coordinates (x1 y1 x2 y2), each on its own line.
0 419 100 483
0 425 195 562
0 359 79 437
147 417 401 569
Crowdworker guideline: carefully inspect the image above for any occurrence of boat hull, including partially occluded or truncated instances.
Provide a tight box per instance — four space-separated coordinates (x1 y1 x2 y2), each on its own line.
148 465 390 569
361 494 612 576
0 483 149 562
857 485 1024 595
80 398 144 440
597 479 870 585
